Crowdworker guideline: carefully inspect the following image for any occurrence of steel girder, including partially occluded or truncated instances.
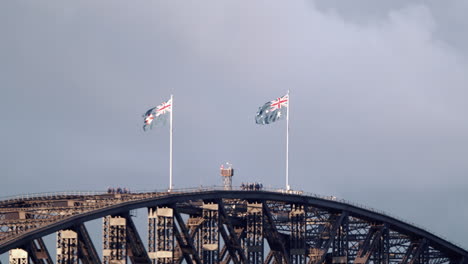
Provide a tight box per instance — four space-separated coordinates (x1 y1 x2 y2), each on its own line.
264 201 290 264
173 209 203 264
125 215 151 264
218 199 247 264
246 202 264 264
26 238 53 264
353 225 384 264
42 224 100 264
289 205 306 264
75 224 101 264
202 203 220 264
103 215 127 264
148 207 174 264
0 190 467 264
172 209 198 264
56 230 78 264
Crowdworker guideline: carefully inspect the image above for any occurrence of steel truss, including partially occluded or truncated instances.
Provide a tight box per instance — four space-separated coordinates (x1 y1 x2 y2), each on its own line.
56 230 78 264
0 190 466 264
246 202 264 264
202 203 220 264
103 215 127 264
27 237 53 264
149 207 175 264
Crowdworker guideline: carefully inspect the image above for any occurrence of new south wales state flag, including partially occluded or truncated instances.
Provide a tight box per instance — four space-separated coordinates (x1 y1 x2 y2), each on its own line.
143 98 172 131
255 94 289 125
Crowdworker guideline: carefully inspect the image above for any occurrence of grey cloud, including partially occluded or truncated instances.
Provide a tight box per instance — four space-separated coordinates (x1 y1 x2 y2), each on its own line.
1 1 467 260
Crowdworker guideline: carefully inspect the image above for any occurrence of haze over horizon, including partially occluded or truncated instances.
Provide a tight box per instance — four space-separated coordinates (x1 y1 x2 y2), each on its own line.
1 0 468 257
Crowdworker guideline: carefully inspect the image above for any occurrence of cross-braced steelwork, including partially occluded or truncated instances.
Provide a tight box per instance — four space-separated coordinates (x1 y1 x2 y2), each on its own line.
0 189 467 264
246 203 264 264
202 203 220 264
103 216 127 264
149 207 175 264
56 230 78 264
290 205 306 264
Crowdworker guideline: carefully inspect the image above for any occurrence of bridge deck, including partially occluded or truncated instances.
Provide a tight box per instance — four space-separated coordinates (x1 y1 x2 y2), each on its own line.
1 188 466 264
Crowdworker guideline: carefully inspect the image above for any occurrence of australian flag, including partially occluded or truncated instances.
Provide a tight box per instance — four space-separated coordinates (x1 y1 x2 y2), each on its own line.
143 98 172 131
255 94 289 125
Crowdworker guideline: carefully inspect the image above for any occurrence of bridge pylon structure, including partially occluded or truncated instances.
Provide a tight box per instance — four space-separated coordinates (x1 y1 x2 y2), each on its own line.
0 188 467 264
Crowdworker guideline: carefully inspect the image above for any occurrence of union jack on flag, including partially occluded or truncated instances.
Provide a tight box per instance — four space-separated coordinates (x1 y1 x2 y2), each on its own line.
143 98 172 131
155 99 172 116
255 94 288 125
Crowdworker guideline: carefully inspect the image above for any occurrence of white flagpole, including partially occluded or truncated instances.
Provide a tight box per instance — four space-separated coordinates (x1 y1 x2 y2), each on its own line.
169 94 173 191
286 90 290 191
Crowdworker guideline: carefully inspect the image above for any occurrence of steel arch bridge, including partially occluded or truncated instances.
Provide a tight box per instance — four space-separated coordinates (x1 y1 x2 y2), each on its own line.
0 188 466 264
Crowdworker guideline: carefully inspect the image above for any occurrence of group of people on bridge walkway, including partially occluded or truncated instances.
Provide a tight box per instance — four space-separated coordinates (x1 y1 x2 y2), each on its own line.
107 187 131 194
240 182 263 191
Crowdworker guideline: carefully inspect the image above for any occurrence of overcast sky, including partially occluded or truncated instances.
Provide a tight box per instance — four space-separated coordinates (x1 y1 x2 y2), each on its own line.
1 0 468 257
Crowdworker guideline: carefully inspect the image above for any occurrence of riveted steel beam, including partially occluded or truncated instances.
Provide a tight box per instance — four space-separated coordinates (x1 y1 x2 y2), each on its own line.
220 244 229 262
290 205 306 264
218 224 240 264
175 215 204 264
245 202 264 264
265 250 274 264
103 215 127 264
354 225 384 264
148 207 174 264
219 227 244 264
218 199 247 264
124 215 151 264
56 229 78 264
202 203 219 264
76 224 101 264
173 208 202 264
263 202 289 264
1 190 467 264
26 238 53 264
401 239 428 264
172 219 193 264
309 212 347 264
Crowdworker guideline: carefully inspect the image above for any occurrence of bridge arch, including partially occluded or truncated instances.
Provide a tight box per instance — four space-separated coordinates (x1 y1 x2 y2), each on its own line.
1 189 467 263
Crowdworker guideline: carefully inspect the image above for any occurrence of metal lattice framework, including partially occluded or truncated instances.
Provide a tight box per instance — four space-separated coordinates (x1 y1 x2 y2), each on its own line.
0 188 467 264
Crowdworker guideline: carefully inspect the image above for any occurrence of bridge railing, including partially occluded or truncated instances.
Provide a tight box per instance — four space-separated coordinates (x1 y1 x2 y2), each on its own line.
0 186 461 249
0 191 108 203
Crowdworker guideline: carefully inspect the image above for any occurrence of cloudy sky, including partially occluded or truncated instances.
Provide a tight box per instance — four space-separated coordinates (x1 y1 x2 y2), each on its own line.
1 0 468 257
